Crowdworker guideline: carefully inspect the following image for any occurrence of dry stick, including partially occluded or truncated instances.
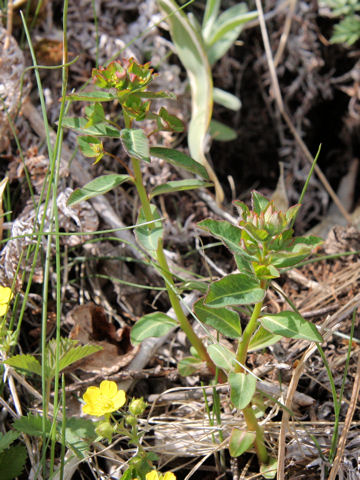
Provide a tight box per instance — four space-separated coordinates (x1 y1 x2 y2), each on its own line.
328 351 360 480
276 292 360 480
254 0 353 226
273 0 297 68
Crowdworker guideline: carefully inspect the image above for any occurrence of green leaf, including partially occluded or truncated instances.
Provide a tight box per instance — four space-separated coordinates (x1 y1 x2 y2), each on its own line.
135 204 163 257
150 179 212 198
84 103 106 126
57 344 103 373
205 5 257 65
150 147 209 179
229 372 256 409
13 414 51 436
178 356 203 376
130 312 177 345
133 91 176 100
0 431 20 454
65 418 97 458
157 107 184 132
213 88 241 111
194 297 241 338
65 90 117 102
204 273 265 308
260 457 278 479
202 0 221 36
260 311 323 343
331 15 360 46
77 136 104 160
62 117 120 137
248 326 282 352
0 445 27 480
209 119 237 142
229 428 256 457
198 219 245 256
3 354 42 377
252 191 270 215
207 343 235 372
120 128 150 162
157 0 224 203
67 174 132 206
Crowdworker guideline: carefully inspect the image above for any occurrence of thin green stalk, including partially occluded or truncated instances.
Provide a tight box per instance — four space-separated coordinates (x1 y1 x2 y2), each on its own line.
156 239 224 380
242 406 269 465
235 299 264 371
131 157 154 225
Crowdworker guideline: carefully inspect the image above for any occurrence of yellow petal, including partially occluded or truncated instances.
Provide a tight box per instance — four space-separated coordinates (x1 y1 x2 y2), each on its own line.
99 380 118 397
0 286 13 316
146 471 160 480
112 389 126 409
163 473 176 480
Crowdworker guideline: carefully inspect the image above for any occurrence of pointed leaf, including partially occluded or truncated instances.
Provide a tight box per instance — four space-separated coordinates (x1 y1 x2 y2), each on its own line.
229 372 256 409
206 5 257 64
252 191 270 215
77 136 104 158
135 204 163 257
150 179 212 198
0 431 20 454
150 147 209 179
260 311 323 342
57 345 103 372
130 312 177 345
207 343 235 372
67 174 132 206
194 297 241 338
65 418 97 458
0 445 27 480
229 428 256 457
65 91 117 102
205 274 265 308
157 0 224 203
248 327 282 352
3 354 42 377
209 119 237 141
178 356 204 376
120 129 150 162
198 219 244 256
62 117 120 137
13 414 51 436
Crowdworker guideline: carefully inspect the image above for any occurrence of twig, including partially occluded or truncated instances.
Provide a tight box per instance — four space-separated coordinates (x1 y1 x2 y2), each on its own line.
328 351 360 480
254 0 353 225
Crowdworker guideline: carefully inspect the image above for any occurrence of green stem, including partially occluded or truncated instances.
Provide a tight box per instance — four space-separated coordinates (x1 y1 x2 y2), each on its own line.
243 406 269 465
235 299 263 372
131 156 153 225
121 111 224 381
156 240 226 382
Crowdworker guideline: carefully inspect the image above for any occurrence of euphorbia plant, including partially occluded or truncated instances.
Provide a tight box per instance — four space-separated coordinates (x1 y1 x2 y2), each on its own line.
193 191 324 475
62 58 223 379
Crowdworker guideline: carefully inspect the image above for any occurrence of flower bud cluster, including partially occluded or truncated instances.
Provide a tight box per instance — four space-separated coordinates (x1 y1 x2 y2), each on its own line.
92 58 154 92
234 192 322 280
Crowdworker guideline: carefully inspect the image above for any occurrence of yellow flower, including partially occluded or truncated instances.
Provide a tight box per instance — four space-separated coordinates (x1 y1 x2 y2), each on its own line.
146 471 176 480
82 380 126 416
0 286 13 316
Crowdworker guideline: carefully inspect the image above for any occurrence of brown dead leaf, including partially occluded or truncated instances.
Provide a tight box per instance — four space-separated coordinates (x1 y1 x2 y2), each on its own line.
67 303 139 375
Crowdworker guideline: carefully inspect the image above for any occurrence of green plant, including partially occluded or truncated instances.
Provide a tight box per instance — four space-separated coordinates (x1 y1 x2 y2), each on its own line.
63 57 223 382
61 56 325 476
157 0 257 203
194 191 323 474
322 0 360 45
